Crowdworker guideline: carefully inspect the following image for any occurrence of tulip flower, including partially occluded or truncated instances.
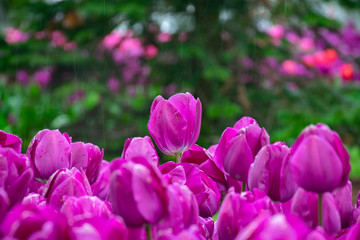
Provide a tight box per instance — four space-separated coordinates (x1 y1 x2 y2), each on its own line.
345 221 360 240
91 160 111 200
0 147 33 206
216 188 258 240
27 129 72 180
70 216 128 240
108 157 168 227
147 92 202 161
121 136 159 165
22 193 46 206
214 117 269 186
248 142 297 202
291 188 341 235
42 167 92 209
0 130 22 153
332 180 353 228
0 203 69 240
289 123 350 193
71 141 103 184
198 217 214 240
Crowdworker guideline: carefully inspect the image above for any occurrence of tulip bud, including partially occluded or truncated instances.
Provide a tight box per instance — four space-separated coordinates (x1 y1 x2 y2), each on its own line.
0 130 22 153
0 203 69 239
108 157 168 227
121 136 159 165
290 124 350 193
248 142 297 202
71 142 103 184
332 180 353 228
27 129 72 180
147 92 202 155
42 167 92 209
0 148 33 206
215 117 269 182
291 188 341 234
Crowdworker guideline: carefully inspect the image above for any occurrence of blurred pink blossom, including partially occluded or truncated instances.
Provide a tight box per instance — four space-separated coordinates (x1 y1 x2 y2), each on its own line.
5 28 29 44
102 32 123 49
107 77 120 94
157 32 172 43
35 31 47 40
340 64 354 81
63 42 77 51
268 25 285 39
51 31 67 47
113 38 144 63
16 70 28 85
178 32 188 42
33 68 53 87
282 60 306 75
299 37 315 52
144 45 158 59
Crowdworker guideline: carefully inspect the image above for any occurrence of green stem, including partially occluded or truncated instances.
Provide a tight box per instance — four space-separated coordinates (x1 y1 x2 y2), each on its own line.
318 193 323 227
146 224 152 240
175 152 181 163
241 182 247 192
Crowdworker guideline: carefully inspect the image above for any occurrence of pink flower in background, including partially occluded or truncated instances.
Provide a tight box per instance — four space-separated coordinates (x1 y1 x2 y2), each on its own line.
51 30 67 47
299 37 315 52
33 67 53 87
286 32 299 44
113 38 144 62
64 41 77 51
144 45 158 59
282 60 306 75
340 64 354 81
5 28 29 44
16 70 28 85
102 32 123 49
157 32 172 43
301 55 315 67
107 77 120 94
268 25 285 39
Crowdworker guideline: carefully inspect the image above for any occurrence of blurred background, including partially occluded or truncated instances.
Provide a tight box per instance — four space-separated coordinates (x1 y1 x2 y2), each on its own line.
1 0 360 176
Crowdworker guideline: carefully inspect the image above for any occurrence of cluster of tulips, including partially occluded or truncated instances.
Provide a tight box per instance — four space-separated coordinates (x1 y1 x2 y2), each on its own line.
0 92 359 239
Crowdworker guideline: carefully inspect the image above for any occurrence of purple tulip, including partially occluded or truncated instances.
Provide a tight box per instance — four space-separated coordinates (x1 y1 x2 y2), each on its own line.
198 217 214 240
70 216 128 240
291 188 341 234
332 181 353 228
214 117 269 182
154 183 199 236
156 225 205 240
0 203 69 240
22 193 46 206
147 92 202 156
289 123 350 193
345 221 360 240
121 136 159 165
42 167 92 209
71 141 103 184
0 130 22 153
181 145 227 194
108 157 168 227
159 161 186 185
216 189 258 240
0 148 33 206
27 129 72 180
91 160 111 200
0 188 9 221
235 213 311 240
248 142 297 202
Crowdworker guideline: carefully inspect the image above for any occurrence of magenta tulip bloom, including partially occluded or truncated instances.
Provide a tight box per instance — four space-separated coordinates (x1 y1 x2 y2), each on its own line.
61 196 112 224
289 123 350 193
291 188 341 234
147 92 202 155
0 130 22 153
22 193 46 206
91 160 111 200
27 129 72 180
216 189 258 240
0 148 33 206
214 117 269 182
70 216 128 240
248 142 297 202
71 141 103 184
154 183 199 236
198 217 214 240
121 136 159 165
42 167 92 209
346 221 360 240
332 180 353 228
1 203 69 240
108 157 168 227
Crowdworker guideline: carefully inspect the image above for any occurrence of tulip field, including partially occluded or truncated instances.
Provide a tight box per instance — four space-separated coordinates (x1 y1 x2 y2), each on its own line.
0 92 359 239
1 0 360 239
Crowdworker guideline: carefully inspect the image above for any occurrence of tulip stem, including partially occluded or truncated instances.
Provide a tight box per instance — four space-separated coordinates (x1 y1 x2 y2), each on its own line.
146 224 152 240
318 193 323 227
175 152 181 163
241 182 247 192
